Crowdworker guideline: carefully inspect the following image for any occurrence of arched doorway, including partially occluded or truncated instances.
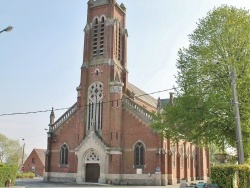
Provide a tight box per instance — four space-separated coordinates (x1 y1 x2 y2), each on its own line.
85 149 100 183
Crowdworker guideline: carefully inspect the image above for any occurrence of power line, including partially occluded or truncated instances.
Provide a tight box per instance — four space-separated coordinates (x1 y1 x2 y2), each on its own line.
0 87 177 117
0 108 69 117
0 75 229 117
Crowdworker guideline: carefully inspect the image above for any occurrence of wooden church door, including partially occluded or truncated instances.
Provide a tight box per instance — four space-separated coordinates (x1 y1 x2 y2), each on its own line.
85 163 100 183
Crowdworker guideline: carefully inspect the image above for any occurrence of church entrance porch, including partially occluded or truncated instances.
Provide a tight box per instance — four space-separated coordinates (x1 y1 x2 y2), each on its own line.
85 163 100 183
75 136 109 184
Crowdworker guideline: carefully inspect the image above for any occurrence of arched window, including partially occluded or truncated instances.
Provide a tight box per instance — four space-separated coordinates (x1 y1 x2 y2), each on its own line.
92 16 105 57
100 17 105 56
93 18 98 57
187 148 190 168
171 145 176 167
134 142 145 168
101 16 105 23
87 82 103 130
193 148 196 168
115 21 121 60
60 144 68 165
180 146 184 168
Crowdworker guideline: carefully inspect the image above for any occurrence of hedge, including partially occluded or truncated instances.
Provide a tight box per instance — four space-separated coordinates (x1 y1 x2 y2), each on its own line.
0 163 18 187
211 164 250 188
16 171 35 179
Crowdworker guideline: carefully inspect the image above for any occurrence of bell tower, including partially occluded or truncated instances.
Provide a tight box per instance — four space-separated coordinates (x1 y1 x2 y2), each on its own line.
82 0 127 71
77 0 128 146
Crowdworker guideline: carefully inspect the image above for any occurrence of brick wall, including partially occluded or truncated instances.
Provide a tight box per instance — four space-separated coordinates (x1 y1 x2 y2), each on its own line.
121 108 162 174
23 150 45 177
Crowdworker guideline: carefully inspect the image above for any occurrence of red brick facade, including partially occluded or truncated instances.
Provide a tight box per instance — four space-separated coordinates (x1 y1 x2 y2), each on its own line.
44 0 209 185
23 149 46 177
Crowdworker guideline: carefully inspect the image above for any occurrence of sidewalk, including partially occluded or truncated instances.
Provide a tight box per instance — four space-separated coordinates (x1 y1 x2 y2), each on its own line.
166 180 206 188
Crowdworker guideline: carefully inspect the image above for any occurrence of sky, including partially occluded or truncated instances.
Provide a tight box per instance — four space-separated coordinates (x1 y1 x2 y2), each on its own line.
1 0 250 156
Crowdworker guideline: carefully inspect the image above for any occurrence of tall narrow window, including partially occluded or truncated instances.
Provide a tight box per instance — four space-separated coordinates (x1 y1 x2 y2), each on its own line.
115 22 121 60
118 26 121 60
116 22 119 58
93 18 98 57
171 145 176 167
180 146 184 168
60 144 68 165
193 149 196 168
134 142 145 168
100 17 105 56
87 82 103 130
92 16 105 57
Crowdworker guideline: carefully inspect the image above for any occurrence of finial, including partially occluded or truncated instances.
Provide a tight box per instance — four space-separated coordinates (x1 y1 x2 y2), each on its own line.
157 97 162 111
50 107 55 124
120 3 126 12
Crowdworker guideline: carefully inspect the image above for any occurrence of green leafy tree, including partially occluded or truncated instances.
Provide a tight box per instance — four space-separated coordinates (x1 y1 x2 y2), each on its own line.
151 5 250 162
0 133 23 165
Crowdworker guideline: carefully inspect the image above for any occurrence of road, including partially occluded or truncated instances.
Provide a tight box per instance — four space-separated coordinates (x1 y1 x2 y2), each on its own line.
14 178 205 188
15 178 106 187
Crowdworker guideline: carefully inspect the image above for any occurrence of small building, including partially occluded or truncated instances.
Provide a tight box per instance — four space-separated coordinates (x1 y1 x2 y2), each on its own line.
23 149 46 177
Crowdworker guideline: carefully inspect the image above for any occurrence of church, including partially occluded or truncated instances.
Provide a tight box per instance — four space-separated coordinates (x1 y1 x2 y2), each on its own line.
44 0 209 185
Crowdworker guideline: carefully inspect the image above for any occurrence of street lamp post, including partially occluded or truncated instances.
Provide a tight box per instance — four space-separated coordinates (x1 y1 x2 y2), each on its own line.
0 26 13 34
214 61 245 164
230 69 244 164
21 139 25 182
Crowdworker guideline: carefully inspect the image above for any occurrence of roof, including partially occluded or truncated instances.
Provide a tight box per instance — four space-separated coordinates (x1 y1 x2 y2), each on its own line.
127 82 158 108
34 149 46 166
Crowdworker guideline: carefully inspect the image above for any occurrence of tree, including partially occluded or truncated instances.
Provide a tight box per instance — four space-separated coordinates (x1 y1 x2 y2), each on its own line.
0 133 23 165
151 5 250 162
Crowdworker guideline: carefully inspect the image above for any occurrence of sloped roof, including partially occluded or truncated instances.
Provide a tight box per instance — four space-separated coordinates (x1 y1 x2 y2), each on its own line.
34 149 46 166
127 82 158 108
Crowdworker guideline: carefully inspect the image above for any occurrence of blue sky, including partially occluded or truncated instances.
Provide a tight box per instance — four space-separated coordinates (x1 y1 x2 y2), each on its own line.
1 0 250 155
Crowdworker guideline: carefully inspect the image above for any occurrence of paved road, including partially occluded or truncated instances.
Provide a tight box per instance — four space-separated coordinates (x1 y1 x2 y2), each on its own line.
14 178 205 188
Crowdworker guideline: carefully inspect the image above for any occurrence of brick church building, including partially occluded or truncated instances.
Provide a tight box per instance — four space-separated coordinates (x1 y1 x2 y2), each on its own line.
44 0 209 185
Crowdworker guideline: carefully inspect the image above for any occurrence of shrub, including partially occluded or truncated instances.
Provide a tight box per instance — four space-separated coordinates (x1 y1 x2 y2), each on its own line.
238 165 250 188
211 164 250 188
16 171 35 179
0 163 18 187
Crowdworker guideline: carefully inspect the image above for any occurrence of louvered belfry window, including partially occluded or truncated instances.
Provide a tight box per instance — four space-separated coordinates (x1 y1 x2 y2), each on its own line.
93 16 105 57
100 17 105 56
93 18 98 57
115 22 121 60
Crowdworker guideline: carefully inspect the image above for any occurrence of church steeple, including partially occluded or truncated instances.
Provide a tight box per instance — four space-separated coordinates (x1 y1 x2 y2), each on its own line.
81 0 128 91
83 0 127 69
78 1 128 137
